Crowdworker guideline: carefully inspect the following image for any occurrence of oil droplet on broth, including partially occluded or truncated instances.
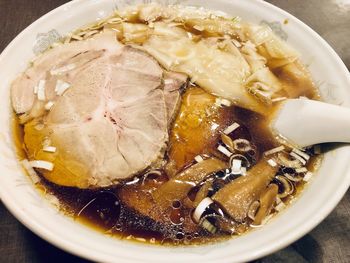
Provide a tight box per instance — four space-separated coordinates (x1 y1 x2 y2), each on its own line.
170 207 185 225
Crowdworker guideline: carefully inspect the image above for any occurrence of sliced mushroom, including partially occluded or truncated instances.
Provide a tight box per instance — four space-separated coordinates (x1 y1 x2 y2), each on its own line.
253 184 278 225
152 158 227 208
118 172 199 234
212 159 278 222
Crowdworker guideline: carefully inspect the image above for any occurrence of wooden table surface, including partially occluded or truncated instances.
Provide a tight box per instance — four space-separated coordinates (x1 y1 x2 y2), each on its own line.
0 0 349 262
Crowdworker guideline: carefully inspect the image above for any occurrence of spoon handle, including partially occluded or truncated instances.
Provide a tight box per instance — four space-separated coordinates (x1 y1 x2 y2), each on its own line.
273 99 350 148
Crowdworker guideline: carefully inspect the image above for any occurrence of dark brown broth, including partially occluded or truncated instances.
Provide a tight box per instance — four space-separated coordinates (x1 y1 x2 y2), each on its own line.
13 98 321 246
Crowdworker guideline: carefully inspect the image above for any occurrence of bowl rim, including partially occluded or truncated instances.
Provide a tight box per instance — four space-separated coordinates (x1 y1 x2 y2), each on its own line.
0 0 350 262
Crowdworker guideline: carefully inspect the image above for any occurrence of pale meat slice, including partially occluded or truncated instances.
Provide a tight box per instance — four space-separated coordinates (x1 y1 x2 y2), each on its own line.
23 43 168 188
163 71 187 122
111 46 162 78
11 31 122 115
112 90 168 168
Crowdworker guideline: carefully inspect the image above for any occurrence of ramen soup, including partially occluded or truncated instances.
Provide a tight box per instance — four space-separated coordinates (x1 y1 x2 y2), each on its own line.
11 4 322 245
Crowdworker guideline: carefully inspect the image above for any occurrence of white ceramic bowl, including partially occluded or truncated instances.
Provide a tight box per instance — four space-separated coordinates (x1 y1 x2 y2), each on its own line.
0 0 349 262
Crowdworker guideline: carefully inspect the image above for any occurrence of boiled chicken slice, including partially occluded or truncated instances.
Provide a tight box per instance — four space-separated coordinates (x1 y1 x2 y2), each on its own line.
18 33 169 188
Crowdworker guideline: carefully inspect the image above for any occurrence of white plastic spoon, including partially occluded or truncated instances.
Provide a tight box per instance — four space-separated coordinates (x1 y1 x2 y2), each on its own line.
272 98 350 148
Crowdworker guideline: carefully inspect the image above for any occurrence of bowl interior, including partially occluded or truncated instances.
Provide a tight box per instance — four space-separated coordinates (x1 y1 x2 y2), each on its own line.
0 0 349 262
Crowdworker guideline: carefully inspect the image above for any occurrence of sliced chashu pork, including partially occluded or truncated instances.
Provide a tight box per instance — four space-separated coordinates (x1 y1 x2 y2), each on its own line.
15 31 179 188
11 31 123 116
163 71 187 122
12 31 186 121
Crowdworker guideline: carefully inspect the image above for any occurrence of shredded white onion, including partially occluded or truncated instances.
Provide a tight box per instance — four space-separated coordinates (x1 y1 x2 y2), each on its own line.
187 32 193 40
55 80 71 96
215 98 231 107
290 152 307 165
43 146 57 153
21 159 40 184
276 196 282 204
267 159 277 167
45 101 54 110
272 97 287 102
264 146 285 156
143 170 162 177
50 63 76 75
275 201 286 212
37 80 46 101
217 145 232 157
193 197 213 223
220 98 231 107
230 159 242 174
223 122 240 135
125 177 140 185
303 172 313 182
292 148 310 161
29 160 54 171
211 123 220 130
296 167 308 173
231 38 242 47
194 155 204 163
201 219 217 234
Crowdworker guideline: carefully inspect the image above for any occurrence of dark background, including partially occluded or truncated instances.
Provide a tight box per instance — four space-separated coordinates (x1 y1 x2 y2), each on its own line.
0 0 349 262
